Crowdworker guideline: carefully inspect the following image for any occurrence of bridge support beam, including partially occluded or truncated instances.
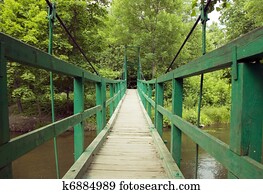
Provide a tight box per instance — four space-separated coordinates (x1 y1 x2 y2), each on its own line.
229 62 263 177
0 42 12 178
155 82 164 137
96 80 106 135
74 75 84 161
171 78 183 167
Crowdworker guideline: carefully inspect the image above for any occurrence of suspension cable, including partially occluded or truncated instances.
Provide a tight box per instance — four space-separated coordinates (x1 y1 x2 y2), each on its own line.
165 0 212 74
45 0 99 75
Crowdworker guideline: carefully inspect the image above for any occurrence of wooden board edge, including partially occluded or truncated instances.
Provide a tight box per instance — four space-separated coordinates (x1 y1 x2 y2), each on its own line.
62 92 127 179
136 90 184 179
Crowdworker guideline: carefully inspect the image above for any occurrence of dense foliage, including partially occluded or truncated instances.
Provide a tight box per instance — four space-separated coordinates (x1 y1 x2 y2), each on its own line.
0 0 261 128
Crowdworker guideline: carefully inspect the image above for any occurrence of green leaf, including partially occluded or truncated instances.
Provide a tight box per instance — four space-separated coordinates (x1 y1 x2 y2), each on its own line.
216 7 221 12
191 9 196 17
191 0 198 9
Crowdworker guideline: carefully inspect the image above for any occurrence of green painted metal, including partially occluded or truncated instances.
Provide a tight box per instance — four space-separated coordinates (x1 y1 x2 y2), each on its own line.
0 42 12 178
155 82 164 137
142 83 147 108
63 93 124 179
117 82 121 103
106 90 119 107
143 27 263 84
109 84 114 116
0 8 125 178
96 80 106 135
147 84 152 117
171 78 183 167
48 2 60 179
230 63 263 163
74 76 85 161
0 33 102 83
138 27 263 178
96 82 103 135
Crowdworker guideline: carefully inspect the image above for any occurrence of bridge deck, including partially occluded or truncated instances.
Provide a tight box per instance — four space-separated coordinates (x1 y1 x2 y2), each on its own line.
83 89 167 178
64 89 183 179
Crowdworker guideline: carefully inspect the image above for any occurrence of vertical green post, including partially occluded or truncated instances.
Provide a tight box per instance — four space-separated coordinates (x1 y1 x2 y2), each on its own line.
155 81 164 137
229 63 263 178
0 42 12 178
74 75 84 161
96 81 102 135
109 83 114 116
113 83 117 110
142 83 147 108
48 3 60 178
171 78 183 167
121 81 125 97
147 84 152 117
117 82 121 103
96 79 106 135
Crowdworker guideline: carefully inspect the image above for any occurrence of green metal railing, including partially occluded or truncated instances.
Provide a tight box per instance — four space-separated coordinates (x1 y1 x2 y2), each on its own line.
0 33 126 179
137 26 263 178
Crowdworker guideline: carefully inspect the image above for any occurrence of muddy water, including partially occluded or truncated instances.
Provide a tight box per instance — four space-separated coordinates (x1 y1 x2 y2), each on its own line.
163 124 230 179
12 130 96 179
12 125 229 179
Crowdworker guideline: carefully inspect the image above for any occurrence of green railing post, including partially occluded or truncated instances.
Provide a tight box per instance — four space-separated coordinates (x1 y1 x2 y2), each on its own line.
48 2 60 178
96 81 102 135
73 75 84 161
229 62 263 178
0 42 12 178
117 82 121 103
142 83 147 108
155 82 164 137
121 81 125 98
109 83 114 116
171 78 183 167
96 79 106 135
113 83 117 110
147 84 152 118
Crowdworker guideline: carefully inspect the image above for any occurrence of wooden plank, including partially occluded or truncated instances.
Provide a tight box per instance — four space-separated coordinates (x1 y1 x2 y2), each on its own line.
91 155 159 162
92 157 162 165
89 163 164 172
138 93 184 179
84 170 167 179
80 89 174 179
63 93 126 179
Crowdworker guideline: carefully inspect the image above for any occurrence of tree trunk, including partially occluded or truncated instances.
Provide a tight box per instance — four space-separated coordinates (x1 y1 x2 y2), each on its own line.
36 98 42 118
16 97 23 113
13 73 23 113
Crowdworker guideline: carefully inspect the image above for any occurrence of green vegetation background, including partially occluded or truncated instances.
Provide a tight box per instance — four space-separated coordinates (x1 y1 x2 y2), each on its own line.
1 0 262 131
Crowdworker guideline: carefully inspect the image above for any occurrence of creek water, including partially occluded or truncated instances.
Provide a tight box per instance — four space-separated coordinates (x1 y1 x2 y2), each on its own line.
11 124 229 179
163 124 230 179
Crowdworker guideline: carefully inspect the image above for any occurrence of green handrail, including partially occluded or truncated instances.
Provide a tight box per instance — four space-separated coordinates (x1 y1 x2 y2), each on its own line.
137 26 263 178
0 32 126 178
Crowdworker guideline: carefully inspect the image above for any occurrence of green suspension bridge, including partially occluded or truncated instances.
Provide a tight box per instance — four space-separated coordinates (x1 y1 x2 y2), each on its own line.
0 1 263 179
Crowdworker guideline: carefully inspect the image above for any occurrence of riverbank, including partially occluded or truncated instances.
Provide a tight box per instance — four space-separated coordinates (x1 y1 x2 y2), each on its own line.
9 113 96 133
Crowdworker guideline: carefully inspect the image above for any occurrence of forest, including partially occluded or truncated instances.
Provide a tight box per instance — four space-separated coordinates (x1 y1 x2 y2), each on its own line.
0 0 262 131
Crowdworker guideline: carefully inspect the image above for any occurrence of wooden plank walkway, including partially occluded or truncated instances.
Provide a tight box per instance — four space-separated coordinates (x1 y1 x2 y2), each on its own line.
64 89 183 179
82 89 167 178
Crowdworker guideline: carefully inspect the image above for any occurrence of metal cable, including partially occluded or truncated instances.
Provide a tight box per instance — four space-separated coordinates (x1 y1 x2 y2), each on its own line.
45 0 99 75
165 0 212 73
